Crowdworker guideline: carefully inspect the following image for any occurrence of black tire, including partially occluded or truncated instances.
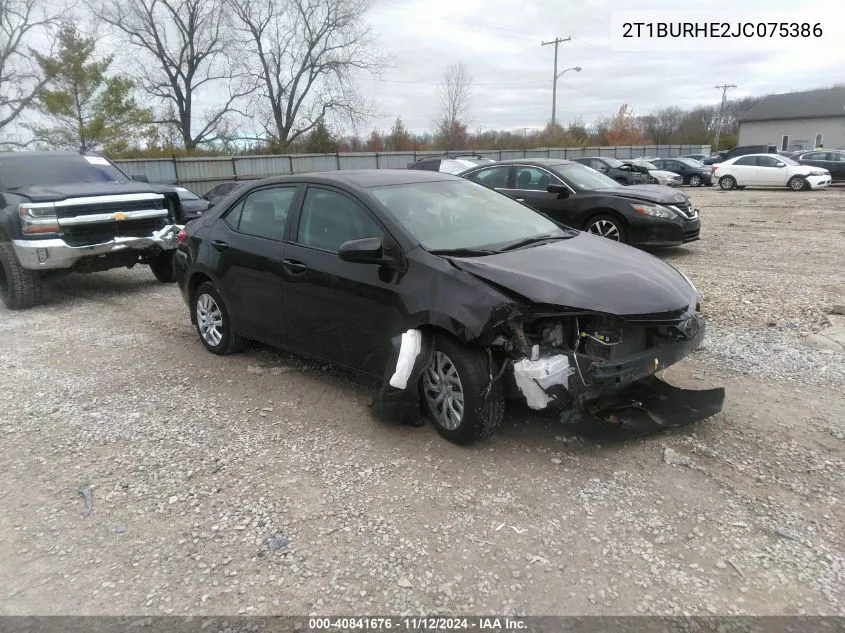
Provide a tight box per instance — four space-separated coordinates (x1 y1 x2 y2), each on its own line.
719 175 736 190
421 333 505 445
192 282 247 355
788 175 807 191
149 251 176 283
688 174 702 187
0 243 43 310
584 213 627 243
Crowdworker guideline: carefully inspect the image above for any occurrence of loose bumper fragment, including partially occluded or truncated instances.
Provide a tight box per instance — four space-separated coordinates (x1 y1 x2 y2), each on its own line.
562 377 725 441
371 330 433 426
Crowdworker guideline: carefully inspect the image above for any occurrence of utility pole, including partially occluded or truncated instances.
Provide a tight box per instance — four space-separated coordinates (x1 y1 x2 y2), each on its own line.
542 36 571 129
713 83 737 151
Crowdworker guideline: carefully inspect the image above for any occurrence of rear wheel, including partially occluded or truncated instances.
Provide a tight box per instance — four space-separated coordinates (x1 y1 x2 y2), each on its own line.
193 282 247 355
788 175 807 191
585 213 626 243
719 175 736 190
421 334 505 445
688 174 702 187
149 251 176 283
0 243 43 310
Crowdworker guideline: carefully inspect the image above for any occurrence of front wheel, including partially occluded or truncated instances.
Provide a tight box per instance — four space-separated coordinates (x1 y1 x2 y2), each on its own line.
193 282 247 355
421 334 505 445
719 175 736 190
585 213 626 243
0 243 43 310
688 174 702 187
788 175 807 191
149 251 176 283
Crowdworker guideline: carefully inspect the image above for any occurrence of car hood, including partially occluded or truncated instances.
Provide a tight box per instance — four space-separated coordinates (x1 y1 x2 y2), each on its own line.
6 182 164 203
594 184 689 205
650 169 681 179
448 232 696 316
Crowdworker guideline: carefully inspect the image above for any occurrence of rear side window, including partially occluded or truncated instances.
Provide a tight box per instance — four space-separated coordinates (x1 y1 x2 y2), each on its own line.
466 166 510 188
237 187 297 241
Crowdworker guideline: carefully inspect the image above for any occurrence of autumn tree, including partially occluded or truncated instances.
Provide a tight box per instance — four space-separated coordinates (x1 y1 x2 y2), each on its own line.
388 116 413 151
600 103 645 145
29 23 152 152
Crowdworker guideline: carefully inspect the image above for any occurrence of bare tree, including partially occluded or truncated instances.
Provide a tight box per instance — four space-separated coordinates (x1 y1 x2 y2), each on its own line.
435 61 471 149
0 0 61 140
89 0 249 151
228 0 384 149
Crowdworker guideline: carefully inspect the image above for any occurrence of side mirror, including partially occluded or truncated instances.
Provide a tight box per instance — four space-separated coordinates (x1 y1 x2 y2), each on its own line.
206 200 215 209
131 174 150 183
775 163 785 168
338 237 392 266
547 184 570 197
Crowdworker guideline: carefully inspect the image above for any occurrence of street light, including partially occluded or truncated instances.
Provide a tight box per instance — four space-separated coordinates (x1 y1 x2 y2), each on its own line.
551 66 581 129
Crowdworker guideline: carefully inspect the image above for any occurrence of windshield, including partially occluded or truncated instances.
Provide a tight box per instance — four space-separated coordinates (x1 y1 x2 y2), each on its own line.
370 179 568 251
678 158 705 167
557 163 622 190
602 157 623 168
0 154 129 190
175 187 200 200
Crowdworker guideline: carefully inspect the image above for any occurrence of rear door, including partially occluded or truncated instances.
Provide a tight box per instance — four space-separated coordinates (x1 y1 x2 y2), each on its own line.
206 185 300 345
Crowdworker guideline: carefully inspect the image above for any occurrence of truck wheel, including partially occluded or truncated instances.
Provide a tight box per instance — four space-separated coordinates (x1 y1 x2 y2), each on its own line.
0 243 43 310
149 251 176 283
420 333 505 445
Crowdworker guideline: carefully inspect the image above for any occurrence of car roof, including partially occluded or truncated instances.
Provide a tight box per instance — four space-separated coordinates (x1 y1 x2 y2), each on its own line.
478 158 576 167
243 169 460 189
0 150 104 159
726 153 787 159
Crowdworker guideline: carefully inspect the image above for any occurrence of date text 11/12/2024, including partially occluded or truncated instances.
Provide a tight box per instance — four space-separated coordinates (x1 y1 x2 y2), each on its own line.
308 617 527 630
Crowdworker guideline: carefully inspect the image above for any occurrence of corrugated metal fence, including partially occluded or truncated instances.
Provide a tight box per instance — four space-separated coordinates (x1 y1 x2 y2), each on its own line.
114 145 711 196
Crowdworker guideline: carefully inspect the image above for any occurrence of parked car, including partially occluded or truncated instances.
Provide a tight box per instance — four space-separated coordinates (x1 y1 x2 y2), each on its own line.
650 157 713 187
714 154 832 191
203 181 248 207
0 151 182 309
702 144 779 167
570 157 652 185
458 159 700 247
175 186 210 220
621 159 682 187
681 153 709 161
407 153 496 175
791 150 845 182
174 169 723 444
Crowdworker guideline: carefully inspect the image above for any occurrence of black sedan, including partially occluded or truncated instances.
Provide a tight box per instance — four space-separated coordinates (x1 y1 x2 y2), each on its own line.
175 186 210 220
570 156 653 185
650 158 713 187
457 159 700 247
174 170 722 445
791 150 845 182
202 181 247 207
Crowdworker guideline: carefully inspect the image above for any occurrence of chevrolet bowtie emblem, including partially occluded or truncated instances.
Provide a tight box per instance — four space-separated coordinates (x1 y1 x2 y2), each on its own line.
114 212 126 221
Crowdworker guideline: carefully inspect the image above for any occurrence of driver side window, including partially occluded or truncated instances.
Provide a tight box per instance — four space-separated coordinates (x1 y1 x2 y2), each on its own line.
513 167 562 191
467 166 510 188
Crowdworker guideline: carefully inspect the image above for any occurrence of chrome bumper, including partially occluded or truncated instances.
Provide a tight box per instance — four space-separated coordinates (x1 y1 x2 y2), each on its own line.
12 225 182 271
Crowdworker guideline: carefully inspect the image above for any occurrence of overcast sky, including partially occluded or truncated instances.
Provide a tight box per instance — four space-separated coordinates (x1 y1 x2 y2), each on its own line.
354 0 844 135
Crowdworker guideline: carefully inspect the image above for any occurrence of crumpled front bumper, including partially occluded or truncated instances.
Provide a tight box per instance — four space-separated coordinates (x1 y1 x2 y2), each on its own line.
12 225 182 270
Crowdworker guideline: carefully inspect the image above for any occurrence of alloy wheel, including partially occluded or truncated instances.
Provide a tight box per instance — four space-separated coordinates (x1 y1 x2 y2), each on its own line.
196 293 224 347
422 351 465 431
789 176 805 191
689 175 701 187
587 219 621 241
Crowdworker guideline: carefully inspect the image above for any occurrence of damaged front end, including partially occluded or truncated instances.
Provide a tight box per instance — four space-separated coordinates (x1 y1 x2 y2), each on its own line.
496 305 724 439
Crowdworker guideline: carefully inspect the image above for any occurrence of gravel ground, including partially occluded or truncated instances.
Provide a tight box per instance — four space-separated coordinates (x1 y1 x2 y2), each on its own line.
0 186 844 616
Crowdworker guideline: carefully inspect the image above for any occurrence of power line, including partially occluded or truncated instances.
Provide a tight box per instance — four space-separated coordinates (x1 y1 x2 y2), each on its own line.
713 83 737 150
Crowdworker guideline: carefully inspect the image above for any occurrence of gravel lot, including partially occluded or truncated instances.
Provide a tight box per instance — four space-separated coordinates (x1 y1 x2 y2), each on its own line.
1 186 844 616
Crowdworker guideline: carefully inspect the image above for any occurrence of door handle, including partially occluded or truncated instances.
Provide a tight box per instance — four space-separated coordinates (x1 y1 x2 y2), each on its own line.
282 259 308 275
211 240 228 251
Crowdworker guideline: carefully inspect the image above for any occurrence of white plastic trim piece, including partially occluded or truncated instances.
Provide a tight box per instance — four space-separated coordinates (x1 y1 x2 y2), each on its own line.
513 354 572 410
389 329 423 389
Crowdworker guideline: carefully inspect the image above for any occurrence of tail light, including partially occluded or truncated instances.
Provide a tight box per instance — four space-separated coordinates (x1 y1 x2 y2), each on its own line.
176 229 188 244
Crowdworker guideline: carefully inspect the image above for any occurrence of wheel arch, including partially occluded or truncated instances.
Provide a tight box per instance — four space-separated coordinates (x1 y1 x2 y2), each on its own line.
583 207 629 230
